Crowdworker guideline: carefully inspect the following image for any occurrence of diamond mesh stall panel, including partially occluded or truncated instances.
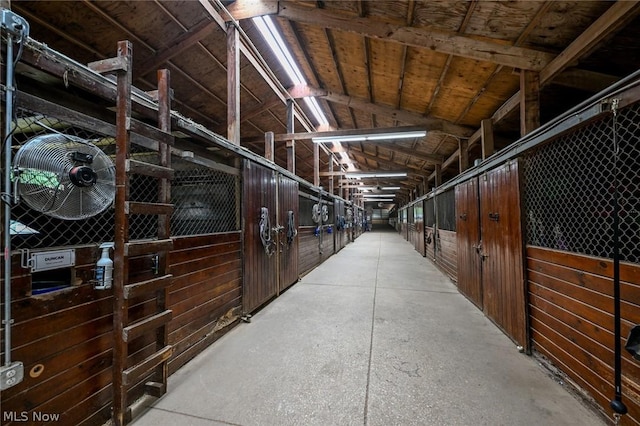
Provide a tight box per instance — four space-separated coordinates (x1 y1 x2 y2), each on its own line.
8 108 241 250
523 102 640 264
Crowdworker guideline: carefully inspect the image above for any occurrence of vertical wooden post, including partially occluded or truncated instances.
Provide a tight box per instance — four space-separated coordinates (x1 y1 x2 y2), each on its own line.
113 40 132 426
328 155 334 195
481 118 495 159
313 142 320 187
434 164 442 188
520 70 540 137
154 68 171 398
227 24 240 145
458 138 469 173
286 100 295 173
265 131 275 162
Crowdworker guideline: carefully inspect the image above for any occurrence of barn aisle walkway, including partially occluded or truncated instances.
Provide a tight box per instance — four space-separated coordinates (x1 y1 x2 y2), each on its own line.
131 227 604 426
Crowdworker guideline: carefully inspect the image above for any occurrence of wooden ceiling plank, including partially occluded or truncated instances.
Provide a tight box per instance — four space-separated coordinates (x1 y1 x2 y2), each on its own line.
319 89 474 136
540 1 640 84
277 2 555 70
490 1 640 126
137 18 218 78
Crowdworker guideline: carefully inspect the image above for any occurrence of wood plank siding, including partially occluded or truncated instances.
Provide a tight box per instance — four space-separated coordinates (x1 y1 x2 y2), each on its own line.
298 227 321 277
435 230 458 282
167 233 243 373
455 178 482 308
528 247 640 424
242 160 279 314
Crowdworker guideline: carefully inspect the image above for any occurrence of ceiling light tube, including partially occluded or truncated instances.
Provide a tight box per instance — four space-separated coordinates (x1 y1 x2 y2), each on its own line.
312 130 426 144
346 172 407 178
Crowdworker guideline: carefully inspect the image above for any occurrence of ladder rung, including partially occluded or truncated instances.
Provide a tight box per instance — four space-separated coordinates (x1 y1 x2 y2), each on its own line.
122 345 173 387
131 118 174 146
125 239 173 257
126 201 173 216
87 56 128 73
124 274 173 300
127 159 174 180
123 310 172 343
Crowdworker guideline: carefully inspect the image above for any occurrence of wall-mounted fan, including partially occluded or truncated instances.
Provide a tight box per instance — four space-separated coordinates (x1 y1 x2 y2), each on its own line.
312 203 328 224
13 134 116 220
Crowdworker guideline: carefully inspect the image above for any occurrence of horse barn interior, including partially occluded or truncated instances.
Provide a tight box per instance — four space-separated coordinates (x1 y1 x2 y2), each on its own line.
1 0 640 424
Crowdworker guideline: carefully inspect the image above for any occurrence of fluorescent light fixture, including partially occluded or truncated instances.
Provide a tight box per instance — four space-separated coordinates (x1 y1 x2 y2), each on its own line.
253 16 328 127
346 172 407 178
312 130 426 144
363 199 394 202
358 194 397 198
357 186 401 190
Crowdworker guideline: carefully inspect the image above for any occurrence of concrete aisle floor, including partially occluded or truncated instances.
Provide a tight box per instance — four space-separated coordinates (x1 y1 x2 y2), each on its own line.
131 228 605 426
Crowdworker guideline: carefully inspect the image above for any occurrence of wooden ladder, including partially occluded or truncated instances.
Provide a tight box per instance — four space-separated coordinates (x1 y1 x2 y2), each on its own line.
90 40 175 426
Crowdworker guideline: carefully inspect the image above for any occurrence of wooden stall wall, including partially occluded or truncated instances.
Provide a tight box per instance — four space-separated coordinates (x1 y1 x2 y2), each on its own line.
242 160 278 314
527 248 640 424
1 249 115 425
435 230 458 282
298 193 321 277
320 199 336 263
479 162 527 349
278 175 300 292
167 233 243 373
456 178 482 308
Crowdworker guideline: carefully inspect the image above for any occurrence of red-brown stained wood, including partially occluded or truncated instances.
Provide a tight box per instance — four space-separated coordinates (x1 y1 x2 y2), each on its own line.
435 230 458 282
527 246 640 423
456 178 482 308
242 160 278 313
299 227 321 276
479 161 527 349
279 175 300 292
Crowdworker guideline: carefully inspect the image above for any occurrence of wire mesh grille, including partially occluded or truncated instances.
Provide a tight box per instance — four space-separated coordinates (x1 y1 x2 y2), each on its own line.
8 108 240 250
425 198 435 227
9 109 117 249
170 162 239 236
523 102 640 264
436 189 456 231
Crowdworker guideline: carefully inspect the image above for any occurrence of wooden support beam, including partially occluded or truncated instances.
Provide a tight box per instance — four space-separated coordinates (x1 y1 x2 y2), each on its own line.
434 164 442 188
458 139 469 173
224 0 279 20
481 119 495 160
328 154 334 195
489 1 640 126
278 3 554 70
520 70 540 137
227 23 240 144
320 90 474 137
313 142 320 186
136 19 218 78
286 99 295 173
265 131 275 161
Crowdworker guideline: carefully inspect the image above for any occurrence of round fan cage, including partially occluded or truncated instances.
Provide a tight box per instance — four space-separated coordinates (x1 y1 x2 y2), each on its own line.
13 133 116 220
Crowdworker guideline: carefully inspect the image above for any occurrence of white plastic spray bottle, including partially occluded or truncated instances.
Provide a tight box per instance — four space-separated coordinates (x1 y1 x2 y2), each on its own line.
95 242 114 290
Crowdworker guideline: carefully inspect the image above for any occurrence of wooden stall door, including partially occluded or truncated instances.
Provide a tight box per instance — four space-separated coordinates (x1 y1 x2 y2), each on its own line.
278 175 299 292
243 160 278 314
455 178 482 308
479 161 528 349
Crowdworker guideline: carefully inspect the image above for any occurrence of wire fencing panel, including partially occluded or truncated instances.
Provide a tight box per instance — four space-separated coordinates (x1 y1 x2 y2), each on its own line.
9 108 240 251
170 161 240 236
523 102 640 264
436 188 456 231
9 109 117 250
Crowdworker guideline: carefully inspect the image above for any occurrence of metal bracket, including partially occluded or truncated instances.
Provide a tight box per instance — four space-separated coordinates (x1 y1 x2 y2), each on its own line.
1 9 30 38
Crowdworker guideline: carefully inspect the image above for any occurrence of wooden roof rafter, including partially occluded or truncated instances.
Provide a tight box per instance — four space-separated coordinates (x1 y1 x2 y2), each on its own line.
277 1 556 71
